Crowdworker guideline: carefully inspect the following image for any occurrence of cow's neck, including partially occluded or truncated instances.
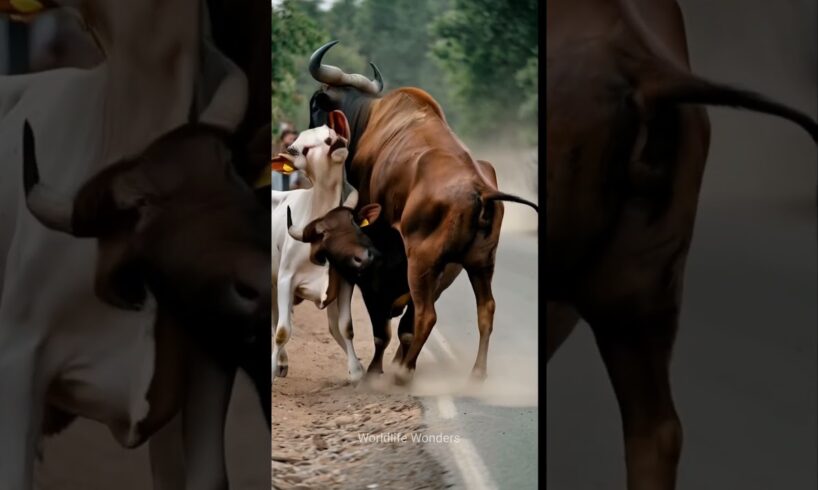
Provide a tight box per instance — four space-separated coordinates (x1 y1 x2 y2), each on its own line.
88 0 201 161
309 177 344 215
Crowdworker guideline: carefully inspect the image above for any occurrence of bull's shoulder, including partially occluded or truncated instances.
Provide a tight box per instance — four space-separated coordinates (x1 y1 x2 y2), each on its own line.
387 87 447 122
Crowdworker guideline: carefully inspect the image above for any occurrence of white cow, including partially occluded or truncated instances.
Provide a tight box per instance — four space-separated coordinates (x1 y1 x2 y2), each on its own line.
270 111 382 384
0 1 257 489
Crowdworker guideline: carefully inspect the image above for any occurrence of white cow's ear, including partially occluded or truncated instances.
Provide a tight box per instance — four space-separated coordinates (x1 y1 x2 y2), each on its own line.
330 147 348 163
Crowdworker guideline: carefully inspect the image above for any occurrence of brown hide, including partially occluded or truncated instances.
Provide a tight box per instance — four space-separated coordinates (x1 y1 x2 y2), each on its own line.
546 1 817 489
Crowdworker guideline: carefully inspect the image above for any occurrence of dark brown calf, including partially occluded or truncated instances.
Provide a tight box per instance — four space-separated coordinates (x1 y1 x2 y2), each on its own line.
23 121 272 425
286 203 383 278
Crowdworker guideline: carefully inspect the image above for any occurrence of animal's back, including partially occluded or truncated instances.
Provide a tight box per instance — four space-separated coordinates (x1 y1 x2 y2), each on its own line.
354 88 485 225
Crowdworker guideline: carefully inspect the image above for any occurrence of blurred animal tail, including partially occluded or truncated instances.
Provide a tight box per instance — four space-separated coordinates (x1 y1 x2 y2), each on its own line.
617 0 818 141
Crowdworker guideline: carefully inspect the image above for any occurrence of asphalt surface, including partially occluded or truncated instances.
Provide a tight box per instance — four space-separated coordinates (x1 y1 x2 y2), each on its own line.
416 230 539 490
547 1 817 489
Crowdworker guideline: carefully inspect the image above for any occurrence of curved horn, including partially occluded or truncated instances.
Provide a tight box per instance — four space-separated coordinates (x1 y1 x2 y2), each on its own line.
286 206 305 242
369 62 383 94
22 121 76 234
308 40 382 95
309 40 340 84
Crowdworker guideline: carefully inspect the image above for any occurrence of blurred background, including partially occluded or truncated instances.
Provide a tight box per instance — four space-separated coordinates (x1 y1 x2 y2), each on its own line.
547 1 817 488
272 2 539 488
271 0 538 214
0 10 269 489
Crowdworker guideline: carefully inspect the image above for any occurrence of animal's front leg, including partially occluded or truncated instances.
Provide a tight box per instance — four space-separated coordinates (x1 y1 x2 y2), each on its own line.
325 300 347 352
270 283 288 378
148 414 185 490
334 280 363 382
180 344 236 490
360 290 392 377
394 245 442 386
272 277 294 384
0 341 47 490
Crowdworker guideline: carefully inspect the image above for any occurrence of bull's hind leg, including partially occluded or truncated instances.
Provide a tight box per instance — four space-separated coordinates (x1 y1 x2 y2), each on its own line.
547 301 580 362
590 312 682 490
465 264 496 380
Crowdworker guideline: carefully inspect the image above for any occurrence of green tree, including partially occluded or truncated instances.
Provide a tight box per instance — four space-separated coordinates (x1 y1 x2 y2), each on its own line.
272 0 326 135
431 0 538 142
290 0 453 130
353 0 452 119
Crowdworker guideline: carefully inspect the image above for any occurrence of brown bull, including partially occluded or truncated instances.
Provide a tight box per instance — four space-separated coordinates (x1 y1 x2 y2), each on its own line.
308 41 538 384
547 0 817 488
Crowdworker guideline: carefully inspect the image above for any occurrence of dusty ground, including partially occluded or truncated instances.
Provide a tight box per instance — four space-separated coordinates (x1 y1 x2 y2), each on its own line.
272 289 450 490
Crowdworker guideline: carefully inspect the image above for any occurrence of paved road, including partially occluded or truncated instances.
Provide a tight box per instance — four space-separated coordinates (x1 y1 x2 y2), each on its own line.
547 1 817 489
415 230 539 490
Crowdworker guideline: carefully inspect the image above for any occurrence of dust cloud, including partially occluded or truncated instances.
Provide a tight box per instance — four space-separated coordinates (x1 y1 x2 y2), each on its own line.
467 141 539 233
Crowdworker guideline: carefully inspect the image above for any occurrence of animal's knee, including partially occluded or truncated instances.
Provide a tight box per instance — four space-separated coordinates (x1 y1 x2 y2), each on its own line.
274 325 290 346
481 298 496 317
654 417 682 460
627 415 682 462
416 308 437 329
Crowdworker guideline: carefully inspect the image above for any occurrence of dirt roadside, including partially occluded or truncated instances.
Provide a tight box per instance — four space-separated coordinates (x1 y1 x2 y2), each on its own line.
272 289 450 490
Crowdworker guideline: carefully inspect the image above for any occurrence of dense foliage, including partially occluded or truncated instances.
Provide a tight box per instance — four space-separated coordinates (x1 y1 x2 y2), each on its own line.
272 0 538 144
271 0 325 136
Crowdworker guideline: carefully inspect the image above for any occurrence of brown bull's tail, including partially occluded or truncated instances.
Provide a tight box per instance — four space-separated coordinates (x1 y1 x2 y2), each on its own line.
475 190 539 231
483 191 539 213
642 70 818 142
615 0 818 142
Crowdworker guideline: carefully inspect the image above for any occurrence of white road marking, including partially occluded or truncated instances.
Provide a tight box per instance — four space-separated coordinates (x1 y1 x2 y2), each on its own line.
437 395 457 419
431 327 459 362
447 436 499 490
424 329 498 490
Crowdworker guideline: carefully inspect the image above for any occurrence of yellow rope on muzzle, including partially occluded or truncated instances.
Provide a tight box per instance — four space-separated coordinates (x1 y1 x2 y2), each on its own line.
10 0 44 13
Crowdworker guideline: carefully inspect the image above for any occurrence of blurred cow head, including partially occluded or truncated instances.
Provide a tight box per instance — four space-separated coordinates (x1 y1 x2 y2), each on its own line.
286 203 382 279
23 121 270 345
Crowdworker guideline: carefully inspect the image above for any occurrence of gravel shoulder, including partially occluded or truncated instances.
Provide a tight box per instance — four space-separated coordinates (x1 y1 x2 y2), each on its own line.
272 289 450 490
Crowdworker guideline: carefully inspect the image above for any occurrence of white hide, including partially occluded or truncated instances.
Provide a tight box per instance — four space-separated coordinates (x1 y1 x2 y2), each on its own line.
270 125 364 384
0 1 248 488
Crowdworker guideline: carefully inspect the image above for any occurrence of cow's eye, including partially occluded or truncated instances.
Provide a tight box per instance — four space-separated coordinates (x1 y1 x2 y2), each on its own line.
287 146 299 156
324 137 332 145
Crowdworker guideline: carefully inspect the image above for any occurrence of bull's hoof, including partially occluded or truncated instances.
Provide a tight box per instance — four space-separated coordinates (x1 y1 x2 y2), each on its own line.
276 364 289 378
348 365 364 383
392 366 414 387
470 367 488 382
